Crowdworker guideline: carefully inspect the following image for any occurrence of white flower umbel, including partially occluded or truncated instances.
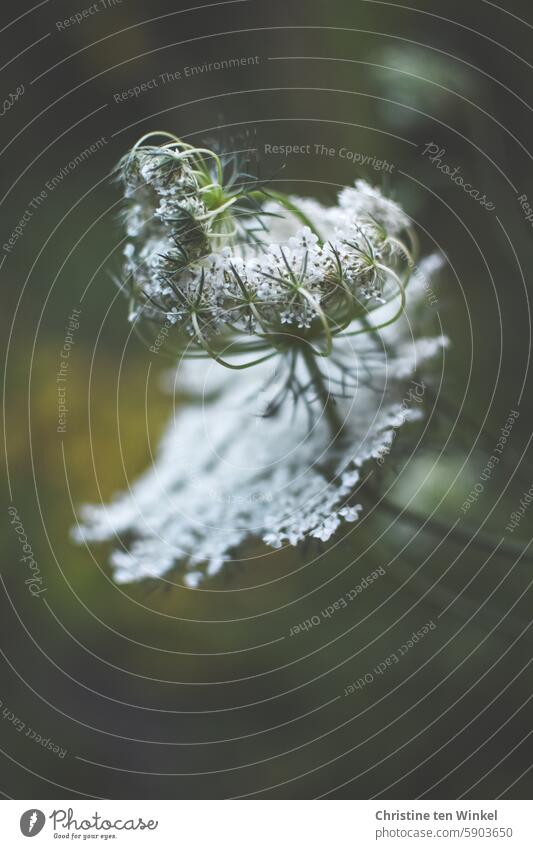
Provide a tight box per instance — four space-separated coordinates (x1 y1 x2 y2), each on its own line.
74 135 447 585
117 134 413 362
75 273 446 586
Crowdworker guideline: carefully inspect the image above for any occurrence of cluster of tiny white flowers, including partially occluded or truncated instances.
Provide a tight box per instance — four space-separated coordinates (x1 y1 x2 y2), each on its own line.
74 325 446 586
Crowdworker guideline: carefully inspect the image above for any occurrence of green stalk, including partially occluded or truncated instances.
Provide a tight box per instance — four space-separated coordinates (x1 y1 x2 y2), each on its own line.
372 487 533 566
301 345 345 441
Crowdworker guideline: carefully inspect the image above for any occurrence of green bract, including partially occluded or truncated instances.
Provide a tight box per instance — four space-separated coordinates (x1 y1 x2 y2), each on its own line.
118 133 415 370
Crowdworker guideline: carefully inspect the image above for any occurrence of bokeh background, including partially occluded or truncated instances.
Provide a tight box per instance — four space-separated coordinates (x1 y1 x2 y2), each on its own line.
2 0 533 799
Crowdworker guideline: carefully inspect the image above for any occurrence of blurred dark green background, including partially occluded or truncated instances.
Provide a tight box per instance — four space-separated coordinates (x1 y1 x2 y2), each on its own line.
1 0 533 799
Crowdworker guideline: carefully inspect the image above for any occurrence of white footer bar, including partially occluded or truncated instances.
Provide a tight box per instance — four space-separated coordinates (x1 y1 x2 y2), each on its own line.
1 800 531 847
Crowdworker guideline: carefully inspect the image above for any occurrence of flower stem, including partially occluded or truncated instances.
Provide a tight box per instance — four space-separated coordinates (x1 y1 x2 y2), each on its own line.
301 345 345 441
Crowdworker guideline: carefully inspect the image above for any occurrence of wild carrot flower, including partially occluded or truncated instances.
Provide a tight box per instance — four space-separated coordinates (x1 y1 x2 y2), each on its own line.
74 134 446 585
118 132 412 367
